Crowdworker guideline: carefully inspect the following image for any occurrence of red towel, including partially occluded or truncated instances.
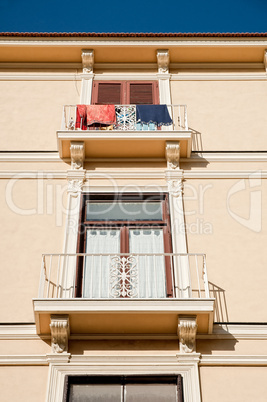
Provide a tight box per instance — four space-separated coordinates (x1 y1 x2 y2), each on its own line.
75 105 87 130
87 105 116 125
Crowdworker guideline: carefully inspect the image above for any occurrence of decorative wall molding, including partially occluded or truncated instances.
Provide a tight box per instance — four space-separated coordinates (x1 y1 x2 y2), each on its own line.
67 169 86 196
1 323 267 341
166 178 184 197
1 38 267 47
157 49 170 74
1 151 267 163
183 170 265 179
0 353 267 367
170 73 267 81
170 62 264 70
0 324 37 339
197 323 267 340
0 170 67 179
0 62 81 69
0 355 48 365
0 152 62 162
81 49 94 73
50 315 69 353
165 141 180 169
70 141 85 169
0 74 79 81
178 316 198 353
0 72 267 81
200 355 267 366
165 170 184 197
1 169 267 180
0 61 264 71
181 152 267 163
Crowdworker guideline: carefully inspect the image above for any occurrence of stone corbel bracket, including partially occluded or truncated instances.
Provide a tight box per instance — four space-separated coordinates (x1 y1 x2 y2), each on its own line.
70 141 85 170
157 49 170 74
165 141 180 169
50 315 70 353
264 50 267 73
178 315 197 353
82 49 94 73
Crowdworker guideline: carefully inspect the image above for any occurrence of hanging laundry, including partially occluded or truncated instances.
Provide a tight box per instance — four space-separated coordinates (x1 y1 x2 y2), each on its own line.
136 104 172 127
75 105 87 130
87 105 116 126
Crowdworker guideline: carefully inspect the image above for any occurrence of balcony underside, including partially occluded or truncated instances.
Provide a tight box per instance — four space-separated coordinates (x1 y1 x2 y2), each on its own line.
57 130 192 160
33 298 214 338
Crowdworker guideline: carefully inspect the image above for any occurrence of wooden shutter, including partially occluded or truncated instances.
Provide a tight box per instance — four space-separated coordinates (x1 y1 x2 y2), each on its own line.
92 82 124 104
127 81 159 104
92 81 159 105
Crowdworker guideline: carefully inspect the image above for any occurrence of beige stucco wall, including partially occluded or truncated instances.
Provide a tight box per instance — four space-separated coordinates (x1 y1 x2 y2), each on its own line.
184 178 267 322
171 80 267 151
0 79 80 150
200 366 267 402
0 366 48 402
0 179 67 321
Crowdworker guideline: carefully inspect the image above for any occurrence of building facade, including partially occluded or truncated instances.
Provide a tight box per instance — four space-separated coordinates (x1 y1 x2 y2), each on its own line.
0 32 267 401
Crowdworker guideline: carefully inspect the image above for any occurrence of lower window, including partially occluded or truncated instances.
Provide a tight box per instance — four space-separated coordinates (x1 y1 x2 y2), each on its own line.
64 375 184 402
76 193 173 299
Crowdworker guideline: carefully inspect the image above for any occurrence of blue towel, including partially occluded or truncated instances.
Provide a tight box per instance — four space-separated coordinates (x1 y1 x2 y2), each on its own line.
136 104 172 126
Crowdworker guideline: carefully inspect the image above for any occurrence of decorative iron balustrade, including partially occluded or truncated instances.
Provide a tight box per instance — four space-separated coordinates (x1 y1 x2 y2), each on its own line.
38 253 210 300
61 105 188 131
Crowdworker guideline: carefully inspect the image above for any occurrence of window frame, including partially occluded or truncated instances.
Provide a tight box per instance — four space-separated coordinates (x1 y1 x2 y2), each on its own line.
91 80 159 105
63 374 184 402
75 193 173 298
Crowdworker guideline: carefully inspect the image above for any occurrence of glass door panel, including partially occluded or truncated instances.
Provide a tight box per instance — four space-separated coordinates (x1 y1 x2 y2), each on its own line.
125 383 177 402
83 229 120 298
68 384 122 402
129 228 166 298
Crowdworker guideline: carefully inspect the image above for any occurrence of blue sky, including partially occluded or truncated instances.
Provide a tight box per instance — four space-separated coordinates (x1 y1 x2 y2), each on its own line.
0 0 266 33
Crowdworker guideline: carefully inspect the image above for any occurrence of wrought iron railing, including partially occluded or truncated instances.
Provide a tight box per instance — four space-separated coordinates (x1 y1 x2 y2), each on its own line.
61 105 188 131
38 253 210 300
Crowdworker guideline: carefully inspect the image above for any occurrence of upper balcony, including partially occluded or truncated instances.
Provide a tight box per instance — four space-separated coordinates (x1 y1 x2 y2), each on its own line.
33 253 214 339
57 104 192 160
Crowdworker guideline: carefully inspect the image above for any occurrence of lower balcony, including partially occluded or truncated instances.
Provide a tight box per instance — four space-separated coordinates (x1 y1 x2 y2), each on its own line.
33 253 214 338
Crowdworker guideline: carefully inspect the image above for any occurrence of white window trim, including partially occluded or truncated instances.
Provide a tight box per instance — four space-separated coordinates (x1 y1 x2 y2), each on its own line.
46 354 201 402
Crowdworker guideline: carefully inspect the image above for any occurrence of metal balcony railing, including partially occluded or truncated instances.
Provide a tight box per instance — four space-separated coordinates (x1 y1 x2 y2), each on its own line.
38 253 210 300
61 105 188 131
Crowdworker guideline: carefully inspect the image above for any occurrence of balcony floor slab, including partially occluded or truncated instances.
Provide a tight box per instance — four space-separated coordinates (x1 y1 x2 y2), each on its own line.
57 130 192 160
33 298 214 337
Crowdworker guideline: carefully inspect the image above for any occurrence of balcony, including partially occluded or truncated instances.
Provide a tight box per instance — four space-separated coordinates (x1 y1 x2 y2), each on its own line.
33 253 214 338
57 105 192 160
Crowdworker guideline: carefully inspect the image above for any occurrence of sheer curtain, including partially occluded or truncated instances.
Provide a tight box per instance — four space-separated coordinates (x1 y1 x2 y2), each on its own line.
129 229 166 298
83 229 120 298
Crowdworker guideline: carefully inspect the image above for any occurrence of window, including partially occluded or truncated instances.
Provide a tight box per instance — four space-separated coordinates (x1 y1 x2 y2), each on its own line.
76 193 173 299
91 81 160 130
64 375 184 402
91 81 159 105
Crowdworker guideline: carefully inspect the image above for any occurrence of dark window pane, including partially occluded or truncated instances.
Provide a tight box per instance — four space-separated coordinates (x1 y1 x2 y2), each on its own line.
125 384 177 402
86 202 162 221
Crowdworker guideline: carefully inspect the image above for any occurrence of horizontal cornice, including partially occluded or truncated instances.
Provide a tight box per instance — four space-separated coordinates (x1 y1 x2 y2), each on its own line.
1 323 267 340
0 353 266 366
1 152 267 163
0 72 266 81
0 170 266 179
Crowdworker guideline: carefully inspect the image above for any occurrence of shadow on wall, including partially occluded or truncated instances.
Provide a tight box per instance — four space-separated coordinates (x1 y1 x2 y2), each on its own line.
209 281 229 323
190 127 203 152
